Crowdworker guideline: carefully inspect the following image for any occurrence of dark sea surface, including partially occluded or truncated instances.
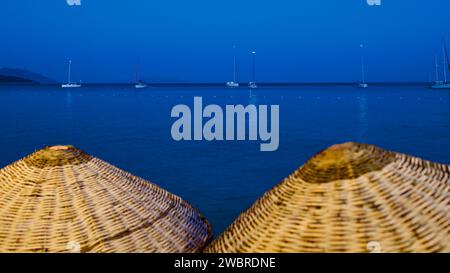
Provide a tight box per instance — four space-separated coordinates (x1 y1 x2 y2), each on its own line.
0 84 449 235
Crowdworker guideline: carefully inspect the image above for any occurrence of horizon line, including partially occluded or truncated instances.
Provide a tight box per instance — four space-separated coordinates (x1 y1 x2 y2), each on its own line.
0 81 432 87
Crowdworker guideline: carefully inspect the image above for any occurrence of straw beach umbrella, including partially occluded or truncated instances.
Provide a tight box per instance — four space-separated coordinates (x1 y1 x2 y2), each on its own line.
205 142 450 253
0 146 211 253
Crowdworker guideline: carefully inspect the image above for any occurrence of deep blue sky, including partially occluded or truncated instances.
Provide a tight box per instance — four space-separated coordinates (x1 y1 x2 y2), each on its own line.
0 0 449 83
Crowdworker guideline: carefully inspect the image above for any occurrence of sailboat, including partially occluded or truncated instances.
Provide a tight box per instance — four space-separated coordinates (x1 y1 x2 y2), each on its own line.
248 51 258 89
358 44 368 88
226 47 239 88
134 64 147 89
135 80 147 89
61 60 81 88
431 55 444 85
430 40 450 89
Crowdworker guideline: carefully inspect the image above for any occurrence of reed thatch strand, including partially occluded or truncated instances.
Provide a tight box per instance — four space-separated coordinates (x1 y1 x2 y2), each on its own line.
0 146 212 253
205 142 450 253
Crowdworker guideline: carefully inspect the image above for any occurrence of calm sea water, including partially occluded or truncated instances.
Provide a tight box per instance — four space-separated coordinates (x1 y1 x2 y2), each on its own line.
0 84 449 235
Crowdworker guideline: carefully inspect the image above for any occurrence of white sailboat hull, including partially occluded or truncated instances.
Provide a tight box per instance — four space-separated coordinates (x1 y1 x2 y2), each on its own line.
226 81 239 88
135 84 147 89
358 83 369 88
61 83 81 88
248 82 258 89
430 83 450 89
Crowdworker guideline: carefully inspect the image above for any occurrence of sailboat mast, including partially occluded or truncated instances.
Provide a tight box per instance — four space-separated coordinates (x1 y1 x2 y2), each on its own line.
444 45 448 83
435 55 440 82
360 44 366 84
252 51 256 82
442 44 447 83
232 45 237 82
136 64 139 83
233 55 237 82
68 60 72 84
233 55 236 82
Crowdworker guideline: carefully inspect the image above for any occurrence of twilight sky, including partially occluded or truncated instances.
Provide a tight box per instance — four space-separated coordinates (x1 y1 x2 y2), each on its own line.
0 0 449 83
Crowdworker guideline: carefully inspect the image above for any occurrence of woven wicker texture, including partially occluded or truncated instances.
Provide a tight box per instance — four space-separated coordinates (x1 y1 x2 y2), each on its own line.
0 146 211 253
205 142 450 253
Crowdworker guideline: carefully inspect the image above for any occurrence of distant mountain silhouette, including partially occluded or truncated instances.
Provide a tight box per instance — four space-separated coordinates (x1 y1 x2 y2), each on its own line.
0 68 58 84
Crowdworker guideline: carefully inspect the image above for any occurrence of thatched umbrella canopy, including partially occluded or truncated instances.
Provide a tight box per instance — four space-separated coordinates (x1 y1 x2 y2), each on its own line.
0 146 211 253
205 142 450 253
